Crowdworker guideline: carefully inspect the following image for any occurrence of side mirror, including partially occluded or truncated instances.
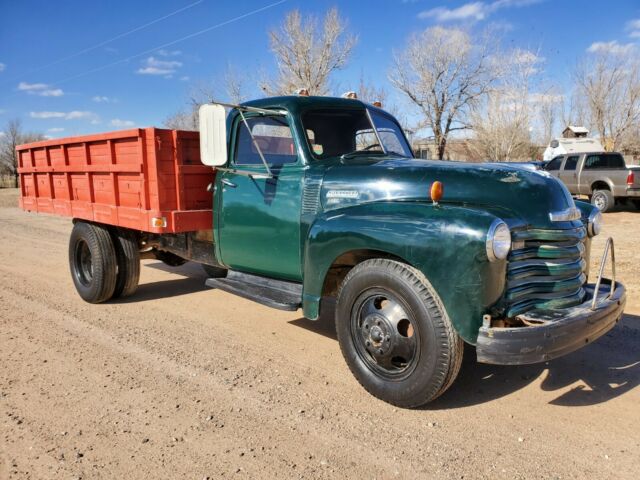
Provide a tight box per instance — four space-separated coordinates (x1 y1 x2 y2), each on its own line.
199 104 227 167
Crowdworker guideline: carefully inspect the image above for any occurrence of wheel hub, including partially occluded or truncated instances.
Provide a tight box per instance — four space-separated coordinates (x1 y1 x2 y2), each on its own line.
362 314 393 356
354 293 418 376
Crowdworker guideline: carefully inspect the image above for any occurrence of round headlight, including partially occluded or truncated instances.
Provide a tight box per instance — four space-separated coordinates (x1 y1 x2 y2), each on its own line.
588 209 603 237
487 220 511 261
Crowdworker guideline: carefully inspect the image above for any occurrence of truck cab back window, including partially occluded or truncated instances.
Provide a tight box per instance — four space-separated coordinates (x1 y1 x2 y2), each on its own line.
584 153 625 170
235 116 297 166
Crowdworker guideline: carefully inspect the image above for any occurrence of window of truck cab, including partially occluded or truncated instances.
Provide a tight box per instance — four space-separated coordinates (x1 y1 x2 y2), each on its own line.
301 107 413 159
584 153 626 170
232 114 298 167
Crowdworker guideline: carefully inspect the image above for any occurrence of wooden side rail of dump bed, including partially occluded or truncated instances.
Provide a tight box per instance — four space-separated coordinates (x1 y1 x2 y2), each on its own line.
17 128 214 234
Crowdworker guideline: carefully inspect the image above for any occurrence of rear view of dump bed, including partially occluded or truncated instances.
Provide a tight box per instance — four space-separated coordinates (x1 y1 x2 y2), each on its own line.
17 128 213 233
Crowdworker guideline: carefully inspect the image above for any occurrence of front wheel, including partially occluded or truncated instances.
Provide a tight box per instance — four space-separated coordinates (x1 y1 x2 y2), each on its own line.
335 259 463 408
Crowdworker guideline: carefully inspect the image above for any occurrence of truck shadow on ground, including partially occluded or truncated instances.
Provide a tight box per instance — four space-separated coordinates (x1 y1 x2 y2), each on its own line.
290 302 640 408
111 262 209 303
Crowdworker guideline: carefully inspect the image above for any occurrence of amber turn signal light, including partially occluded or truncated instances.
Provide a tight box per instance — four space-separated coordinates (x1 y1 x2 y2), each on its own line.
430 181 443 205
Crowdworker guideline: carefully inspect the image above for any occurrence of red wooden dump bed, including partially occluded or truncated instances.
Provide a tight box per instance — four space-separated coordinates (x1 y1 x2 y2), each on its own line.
17 128 214 234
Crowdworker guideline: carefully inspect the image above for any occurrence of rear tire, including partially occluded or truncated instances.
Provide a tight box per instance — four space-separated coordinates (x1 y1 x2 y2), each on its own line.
69 222 117 303
111 229 140 299
591 189 614 212
335 259 463 408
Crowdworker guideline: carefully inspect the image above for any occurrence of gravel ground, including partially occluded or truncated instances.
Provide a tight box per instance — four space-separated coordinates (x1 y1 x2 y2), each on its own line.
1 187 638 479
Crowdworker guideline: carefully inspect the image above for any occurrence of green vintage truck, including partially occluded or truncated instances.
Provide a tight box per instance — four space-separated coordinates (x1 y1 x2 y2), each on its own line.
18 95 626 407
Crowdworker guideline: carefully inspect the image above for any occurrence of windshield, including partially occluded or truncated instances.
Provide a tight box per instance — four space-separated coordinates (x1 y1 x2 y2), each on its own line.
302 108 413 159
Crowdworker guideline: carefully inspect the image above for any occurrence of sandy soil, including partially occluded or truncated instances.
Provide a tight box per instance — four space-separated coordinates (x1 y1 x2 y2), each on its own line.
1 187 638 479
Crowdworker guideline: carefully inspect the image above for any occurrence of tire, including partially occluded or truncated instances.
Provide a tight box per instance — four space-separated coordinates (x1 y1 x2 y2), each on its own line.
69 222 117 303
591 189 614 212
335 259 463 408
154 250 187 267
632 199 640 211
111 229 140 299
201 263 227 278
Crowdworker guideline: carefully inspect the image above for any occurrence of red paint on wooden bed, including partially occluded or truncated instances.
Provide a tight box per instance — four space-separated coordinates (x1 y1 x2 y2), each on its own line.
17 128 214 234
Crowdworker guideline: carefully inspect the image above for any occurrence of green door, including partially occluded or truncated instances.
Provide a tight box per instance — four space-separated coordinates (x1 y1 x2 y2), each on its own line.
217 114 303 281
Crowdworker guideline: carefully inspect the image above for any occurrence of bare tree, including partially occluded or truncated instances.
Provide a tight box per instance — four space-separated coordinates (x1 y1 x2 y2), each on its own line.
574 49 640 150
164 64 250 130
0 119 44 188
389 26 499 159
467 48 550 161
261 8 356 96
561 89 589 131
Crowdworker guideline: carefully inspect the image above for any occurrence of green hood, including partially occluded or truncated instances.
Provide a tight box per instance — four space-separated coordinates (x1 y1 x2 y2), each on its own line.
320 157 581 229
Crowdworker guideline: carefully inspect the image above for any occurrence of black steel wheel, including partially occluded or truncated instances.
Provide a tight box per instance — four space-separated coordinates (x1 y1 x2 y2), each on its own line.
351 290 419 380
69 222 117 303
336 259 463 408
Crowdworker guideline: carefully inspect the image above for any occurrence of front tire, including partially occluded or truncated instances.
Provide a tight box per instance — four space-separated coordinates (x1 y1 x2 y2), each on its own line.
335 259 463 408
69 222 117 303
591 189 614 212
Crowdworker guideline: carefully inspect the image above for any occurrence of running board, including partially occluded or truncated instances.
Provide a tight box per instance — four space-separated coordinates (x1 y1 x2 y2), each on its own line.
205 270 302 311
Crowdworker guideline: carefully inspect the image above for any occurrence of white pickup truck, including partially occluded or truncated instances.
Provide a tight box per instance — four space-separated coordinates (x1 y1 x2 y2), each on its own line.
542 151 640 212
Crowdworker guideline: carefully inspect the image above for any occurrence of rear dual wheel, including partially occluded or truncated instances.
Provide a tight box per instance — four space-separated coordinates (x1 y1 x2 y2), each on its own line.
335 259 463 408
69 222 140 303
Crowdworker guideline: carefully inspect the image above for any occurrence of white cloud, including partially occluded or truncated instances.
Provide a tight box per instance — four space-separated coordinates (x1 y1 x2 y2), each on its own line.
418 0 542 22
47 127 65 133
30 111 65 119
626 19 640 38
18 81 64 97
420 2 487 21
587 41 636 56
0 63 5 72
157 49 182 57
179 76 190 82
92 95 112 103
0 131 5 137
110 119 135 128
137 56 182 76
30 110 98 121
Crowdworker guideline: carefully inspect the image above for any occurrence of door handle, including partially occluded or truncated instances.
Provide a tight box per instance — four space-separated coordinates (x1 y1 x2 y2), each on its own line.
221 178 237 188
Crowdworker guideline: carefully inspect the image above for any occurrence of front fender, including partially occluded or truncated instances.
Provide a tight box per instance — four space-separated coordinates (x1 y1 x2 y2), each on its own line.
303 201 507 343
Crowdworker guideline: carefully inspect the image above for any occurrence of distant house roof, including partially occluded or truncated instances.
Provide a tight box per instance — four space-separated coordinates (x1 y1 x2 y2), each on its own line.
564 125 589 134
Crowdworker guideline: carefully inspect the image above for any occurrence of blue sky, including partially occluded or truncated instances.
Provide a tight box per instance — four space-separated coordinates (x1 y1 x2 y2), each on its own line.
1 0 639 138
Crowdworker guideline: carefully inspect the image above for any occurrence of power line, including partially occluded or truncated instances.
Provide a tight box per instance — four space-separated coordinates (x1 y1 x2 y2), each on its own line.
1 0 204 86
32 1 286 88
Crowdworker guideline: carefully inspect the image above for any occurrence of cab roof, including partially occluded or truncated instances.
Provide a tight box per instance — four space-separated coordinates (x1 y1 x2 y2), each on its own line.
241 95 385 116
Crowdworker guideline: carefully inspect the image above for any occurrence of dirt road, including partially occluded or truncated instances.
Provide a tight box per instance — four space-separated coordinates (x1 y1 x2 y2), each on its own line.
1 188 639 479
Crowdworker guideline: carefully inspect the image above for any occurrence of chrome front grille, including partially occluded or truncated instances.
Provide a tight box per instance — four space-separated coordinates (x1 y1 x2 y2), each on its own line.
504 226 587 317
